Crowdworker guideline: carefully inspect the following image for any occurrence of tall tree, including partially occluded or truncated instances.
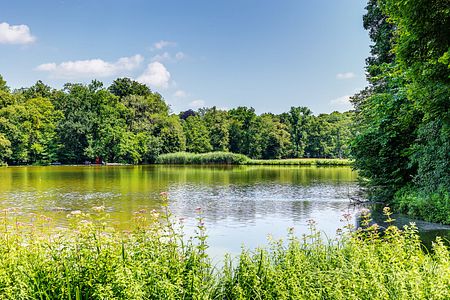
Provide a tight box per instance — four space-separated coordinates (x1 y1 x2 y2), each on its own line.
182 115 212 153
287 106 312 158
109 78 152 98
202 107 229 152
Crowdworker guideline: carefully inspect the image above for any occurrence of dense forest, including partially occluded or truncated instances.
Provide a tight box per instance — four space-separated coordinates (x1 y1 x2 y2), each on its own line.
0 76 353 166
352 0 450 223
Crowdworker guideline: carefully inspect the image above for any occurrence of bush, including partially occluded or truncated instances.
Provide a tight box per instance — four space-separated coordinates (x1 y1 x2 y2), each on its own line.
394 187 450 224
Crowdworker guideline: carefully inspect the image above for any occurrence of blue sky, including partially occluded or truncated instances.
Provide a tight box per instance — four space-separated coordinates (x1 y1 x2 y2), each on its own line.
1 0 370 114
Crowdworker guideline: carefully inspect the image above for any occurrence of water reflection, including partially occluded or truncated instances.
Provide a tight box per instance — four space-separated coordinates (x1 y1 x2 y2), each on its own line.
0 165 448 256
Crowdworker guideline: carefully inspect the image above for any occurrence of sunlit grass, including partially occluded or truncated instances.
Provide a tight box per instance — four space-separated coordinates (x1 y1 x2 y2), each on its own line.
156 151 249 165
0 204 448 299
247 158 352 166
156 152 352 166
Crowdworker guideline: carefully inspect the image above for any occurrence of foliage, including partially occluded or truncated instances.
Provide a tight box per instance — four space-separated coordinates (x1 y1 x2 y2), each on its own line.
0 207 448 299
352 0 450 222
394 187 450 224
182 115 212 153
286 106 312 157
0 97 62 164
108 77 152 98
202 107 230 152
0 75 354 165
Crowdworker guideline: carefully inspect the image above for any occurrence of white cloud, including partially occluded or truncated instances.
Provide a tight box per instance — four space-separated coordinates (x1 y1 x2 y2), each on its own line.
329 95 353 112
35 54 143 78
336 72 355 80
152 51 186 63
137 62 171 89
174 90 187 98
152 40 176 50
189 99 205 108
35 63 56 71
0 22 36 44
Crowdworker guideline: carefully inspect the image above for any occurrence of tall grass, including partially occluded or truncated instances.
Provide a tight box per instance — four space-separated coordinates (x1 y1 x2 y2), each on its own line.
247 158 352 166
0 206 448 299
156 152 352 166
156 152 250 165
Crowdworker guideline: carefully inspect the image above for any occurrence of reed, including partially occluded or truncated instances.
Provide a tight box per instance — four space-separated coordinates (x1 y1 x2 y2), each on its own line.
156 151 250 165
247 158 352 166
156 152 352 166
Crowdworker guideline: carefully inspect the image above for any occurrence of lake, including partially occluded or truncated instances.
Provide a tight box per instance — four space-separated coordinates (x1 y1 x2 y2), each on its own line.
0 165 448 258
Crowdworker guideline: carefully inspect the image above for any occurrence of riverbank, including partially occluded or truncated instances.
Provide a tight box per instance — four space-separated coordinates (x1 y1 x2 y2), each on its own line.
0 207 448 299
156 151 352 166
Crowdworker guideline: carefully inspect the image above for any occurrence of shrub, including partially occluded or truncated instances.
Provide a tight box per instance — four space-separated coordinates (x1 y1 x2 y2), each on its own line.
394 187 450 224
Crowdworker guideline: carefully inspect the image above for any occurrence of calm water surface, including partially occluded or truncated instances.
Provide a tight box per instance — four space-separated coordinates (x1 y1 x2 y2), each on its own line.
0 165 448 258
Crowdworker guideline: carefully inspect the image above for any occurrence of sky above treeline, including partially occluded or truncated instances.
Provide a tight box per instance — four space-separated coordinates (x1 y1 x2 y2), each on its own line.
1 0 370 114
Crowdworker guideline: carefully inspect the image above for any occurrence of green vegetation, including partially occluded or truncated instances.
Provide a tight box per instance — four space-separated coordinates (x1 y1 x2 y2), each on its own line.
248 158 352 166
0 75 354 166
156 152 351 166
0 206 448 299
156 151 249 165
352 0 450 223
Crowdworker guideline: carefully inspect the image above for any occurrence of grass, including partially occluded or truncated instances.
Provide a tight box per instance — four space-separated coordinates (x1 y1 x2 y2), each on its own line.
0 203 448 299
247 158 352 166
156 152 353 166
156 151 250 165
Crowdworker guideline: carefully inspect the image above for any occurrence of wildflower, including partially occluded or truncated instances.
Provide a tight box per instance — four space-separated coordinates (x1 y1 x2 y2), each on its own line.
307 219 316 226
360 208 370 216
195 207 202 212
70 210 82 215
92 205 105 212
160 191 168 197
341 213 352 222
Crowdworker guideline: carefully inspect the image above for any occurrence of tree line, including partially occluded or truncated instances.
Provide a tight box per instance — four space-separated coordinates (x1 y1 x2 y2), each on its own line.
352 0 449 223
0 76 354 165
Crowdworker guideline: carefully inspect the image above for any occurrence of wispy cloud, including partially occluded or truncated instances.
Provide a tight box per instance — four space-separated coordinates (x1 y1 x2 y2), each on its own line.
336 72 355 80
152 40 176 50
175 52 185 60
0 22 36 44
137 62 171 89
189 99 205 108
35 54 143 79
152 51 186 63
329 94 353 112
174 90 187 98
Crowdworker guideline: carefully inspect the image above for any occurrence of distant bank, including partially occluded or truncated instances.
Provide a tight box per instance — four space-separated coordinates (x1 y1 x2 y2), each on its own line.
156 152 352 166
